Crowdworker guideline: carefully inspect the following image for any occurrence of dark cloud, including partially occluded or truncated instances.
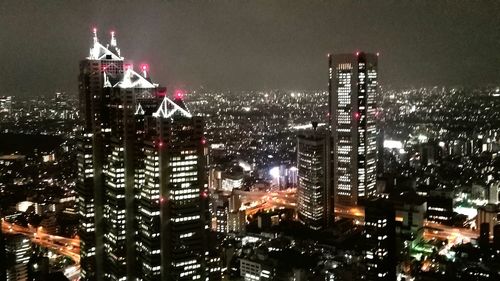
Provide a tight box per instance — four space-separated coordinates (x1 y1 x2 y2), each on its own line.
0 0 498 96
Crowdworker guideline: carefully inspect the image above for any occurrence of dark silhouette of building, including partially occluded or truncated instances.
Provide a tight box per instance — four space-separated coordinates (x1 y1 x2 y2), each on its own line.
364 198 397 281
296 124 332 230
493 224 500 250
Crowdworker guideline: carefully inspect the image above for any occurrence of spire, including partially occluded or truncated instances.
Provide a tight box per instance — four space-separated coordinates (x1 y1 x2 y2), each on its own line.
141 64 148 79
87 27 123 60
110 30 117 47
103 71 111 88
93 27 98 44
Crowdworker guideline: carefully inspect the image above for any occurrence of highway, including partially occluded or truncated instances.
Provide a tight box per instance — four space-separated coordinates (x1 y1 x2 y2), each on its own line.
1 220 80 263
237 190 479 245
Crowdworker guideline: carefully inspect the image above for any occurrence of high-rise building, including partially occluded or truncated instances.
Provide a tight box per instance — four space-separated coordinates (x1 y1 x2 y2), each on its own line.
77 28 125 281
363 198 396 281
77 29 210 281
138 96 210 281
5 234 31 281
329 52 378 207
296 124 332 230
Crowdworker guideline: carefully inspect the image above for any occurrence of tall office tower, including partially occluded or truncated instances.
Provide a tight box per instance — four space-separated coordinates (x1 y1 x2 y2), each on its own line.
137 95 210 281
77 28 125 281
103 66 162 281
364 198 396 281
329 52 378 207
76 132 95 279
78 29 165 281
297 124 332 230
5 234 31 281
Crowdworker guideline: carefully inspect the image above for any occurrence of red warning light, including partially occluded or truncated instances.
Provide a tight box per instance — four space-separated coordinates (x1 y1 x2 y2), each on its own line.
201 191 208 198
141 64 148 71
201 138 206 145
125 64 132 70
158 141 164 148
174 90 184 100
354 112 361 120
356 51 360 56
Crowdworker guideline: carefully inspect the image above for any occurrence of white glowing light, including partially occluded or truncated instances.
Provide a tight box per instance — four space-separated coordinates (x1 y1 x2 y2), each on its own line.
115 68 156 89
417 134 428 143
270 167 280 179
88 28 123 60
135 103 145 115
103 72 111 88
238 160 251 172
153 96 192 119
383 140 403 150
110 31 117 47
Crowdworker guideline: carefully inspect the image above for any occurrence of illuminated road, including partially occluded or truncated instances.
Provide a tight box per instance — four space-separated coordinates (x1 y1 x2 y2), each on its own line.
237 191 479 244
237 188 297 215
1 220 80 263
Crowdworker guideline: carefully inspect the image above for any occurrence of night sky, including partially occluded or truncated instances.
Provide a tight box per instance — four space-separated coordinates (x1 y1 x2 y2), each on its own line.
1 1 498 96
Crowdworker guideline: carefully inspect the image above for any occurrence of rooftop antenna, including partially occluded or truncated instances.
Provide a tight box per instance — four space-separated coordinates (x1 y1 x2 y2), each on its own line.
141 64 148 78
110 30 117 47
93 27 98 44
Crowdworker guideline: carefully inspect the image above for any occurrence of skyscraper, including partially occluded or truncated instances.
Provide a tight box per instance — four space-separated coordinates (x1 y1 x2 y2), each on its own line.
77 29 210 281
103 64 162 281
297 124 332 230
78 28 125 281
329 52 378 207
138 95 210 281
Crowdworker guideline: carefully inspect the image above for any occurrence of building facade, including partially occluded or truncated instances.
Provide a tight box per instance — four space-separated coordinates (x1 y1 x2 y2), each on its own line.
364 198 396 281
329 52 378 207
77 29 210 281
296 126 332 230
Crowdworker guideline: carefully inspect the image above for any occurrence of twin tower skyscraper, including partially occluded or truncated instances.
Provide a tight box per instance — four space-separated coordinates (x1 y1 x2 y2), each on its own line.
297 52 378 229
76 29 211 281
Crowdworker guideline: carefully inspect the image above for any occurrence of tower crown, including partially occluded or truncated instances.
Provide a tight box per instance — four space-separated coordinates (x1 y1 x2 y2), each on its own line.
88 27 123 60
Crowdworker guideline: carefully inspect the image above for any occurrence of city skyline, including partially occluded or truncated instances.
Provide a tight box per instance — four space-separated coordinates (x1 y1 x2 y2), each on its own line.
0 1 499 97
1 2 500 281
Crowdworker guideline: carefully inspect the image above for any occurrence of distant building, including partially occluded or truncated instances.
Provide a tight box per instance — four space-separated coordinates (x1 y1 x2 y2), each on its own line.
364 198 397 281
239 258 275 281
221 171 244 192
297 125 332 230
393 195 427 252
329 52 378 206
214 195 229 234
493 224 500 250
5 234 31 281
477 204 500 239
426 195 454 224
0 96 12 115
489 181 499 204
228 211 246 234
